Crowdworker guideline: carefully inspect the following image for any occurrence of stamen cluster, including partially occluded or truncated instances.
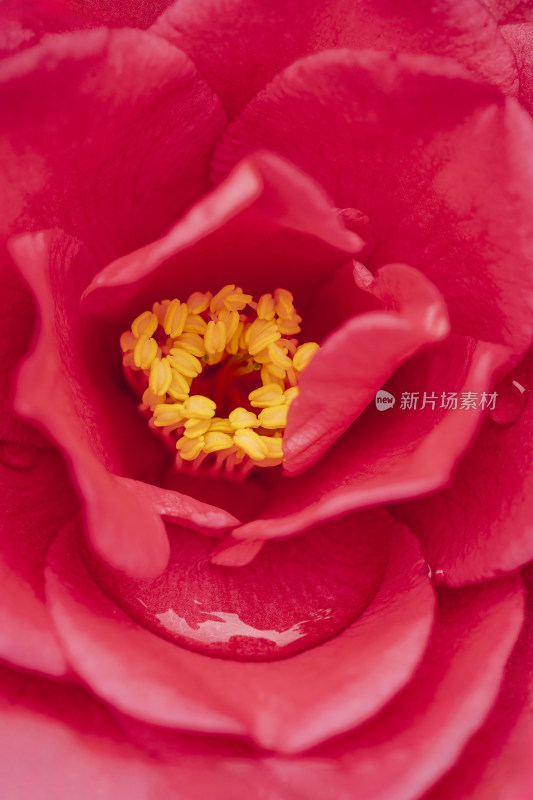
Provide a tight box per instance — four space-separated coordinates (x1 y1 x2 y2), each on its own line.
120 285 319 476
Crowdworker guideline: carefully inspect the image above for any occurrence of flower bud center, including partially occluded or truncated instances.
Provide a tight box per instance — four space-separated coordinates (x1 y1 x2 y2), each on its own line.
120 285 319 479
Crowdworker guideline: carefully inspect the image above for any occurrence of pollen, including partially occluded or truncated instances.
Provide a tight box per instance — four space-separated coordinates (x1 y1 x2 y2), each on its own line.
120 284 320 476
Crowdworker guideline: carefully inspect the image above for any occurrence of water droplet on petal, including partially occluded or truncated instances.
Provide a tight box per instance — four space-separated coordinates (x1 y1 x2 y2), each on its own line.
0 441 37 470
488 369 530 426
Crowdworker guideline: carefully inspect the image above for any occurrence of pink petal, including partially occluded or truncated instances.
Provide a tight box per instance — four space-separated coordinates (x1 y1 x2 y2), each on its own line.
11 230 170 579
45 511 434 752
423 564 533 800
0 0 174 55
235 337 508 542
284 262 450 473
0 445 77 676
152 0 517 117
0 27 225 261
0 664 174 799
81 151 363 322
274 576 524 800
501 23 533 115
392 346 533 585
213 50 533 356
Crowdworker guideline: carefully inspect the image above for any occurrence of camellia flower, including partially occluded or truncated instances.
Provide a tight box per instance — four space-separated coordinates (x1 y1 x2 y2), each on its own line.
1 1 533 798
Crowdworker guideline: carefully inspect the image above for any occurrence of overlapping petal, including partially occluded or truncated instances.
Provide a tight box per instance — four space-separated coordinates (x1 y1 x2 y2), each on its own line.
153 0 517 117
0 27 225 261
213 49 533 357
392 347 533 586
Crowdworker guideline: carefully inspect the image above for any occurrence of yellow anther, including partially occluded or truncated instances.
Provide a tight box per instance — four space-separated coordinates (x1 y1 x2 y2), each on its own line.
247 320 281 356
149 356 173 396
182 395 216 419
261 365 281 387
187 291 212 314
293 341 320 372
223 290 253 312
133 335 158 369
210 284 236 313
208 417 234 434
249 383 284 408
226 321 244 355
259 435 283 460
277 316 302 335
166 368 191 401
274 288 295 318
265 361 286 379
141 388 165 411
203 431 234 453
268 342 293 370
170 332 206 358
123 286 317 474
257 293 276 320
168 349 202 378
120 330 136 353
177 436 205 461
132 310 158 339
122 351 135 369
152 299 171 326
163 299 188 338
204 320 227 355
183 417 212 439
284 386 300 405
279 337 298 354
183 314 208 335
218 308 240 341
244 317 270 347
153 403 185 427
228 407 259 430
258 404 289 429
233 428 269 461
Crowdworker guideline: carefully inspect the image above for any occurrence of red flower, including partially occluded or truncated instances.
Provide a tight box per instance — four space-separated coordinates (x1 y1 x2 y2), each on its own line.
1 1 533 798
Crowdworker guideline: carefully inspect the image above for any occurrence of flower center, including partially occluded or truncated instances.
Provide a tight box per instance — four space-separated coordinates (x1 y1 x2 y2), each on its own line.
120 285 319 478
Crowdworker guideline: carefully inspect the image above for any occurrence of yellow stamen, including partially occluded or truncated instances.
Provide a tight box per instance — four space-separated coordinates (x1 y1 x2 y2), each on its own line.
268 342 293 370
258 404 289 429
257 293 276 320
149 357 173 396
183 417 212 438
248 383 284 408
182 395 216 419
284 386 300 404
132 310 158 339
167 368 191 401
121 284 320 473
203 431 234 453
233 428 268 461
133 335 158 369
183 314 208 335
228 408 259 430
187 291 212 314
260 435 283 459
293 341 320 372
208 417 234 434
153 403 185 427
177 436 205 460
120 330 136 353
204 320 227 355
274 288 295 318
170 333 206 358
210 284 236 313
168 349 203 378
163 299 188 338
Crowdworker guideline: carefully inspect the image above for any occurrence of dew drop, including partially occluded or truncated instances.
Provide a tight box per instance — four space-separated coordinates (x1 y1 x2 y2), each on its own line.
0 441 37 470
488 368 530 427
